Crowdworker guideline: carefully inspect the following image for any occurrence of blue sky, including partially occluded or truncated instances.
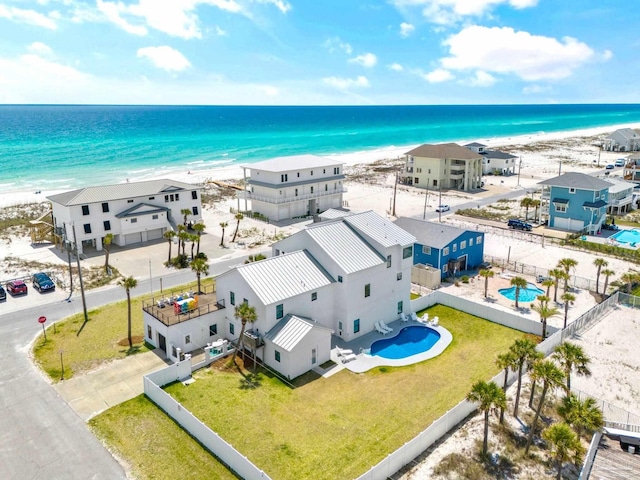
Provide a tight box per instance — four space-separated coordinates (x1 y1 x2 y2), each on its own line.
0 0 638 105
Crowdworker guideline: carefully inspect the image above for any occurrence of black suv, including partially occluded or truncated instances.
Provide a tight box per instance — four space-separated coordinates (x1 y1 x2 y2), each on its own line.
507 219 533 231
32 272 55 292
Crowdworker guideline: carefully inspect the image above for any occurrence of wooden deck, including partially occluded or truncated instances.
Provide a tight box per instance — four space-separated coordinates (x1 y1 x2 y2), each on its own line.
143 290 225 326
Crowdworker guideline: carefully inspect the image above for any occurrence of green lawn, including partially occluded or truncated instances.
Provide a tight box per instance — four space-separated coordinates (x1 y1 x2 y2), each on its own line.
91 304 535 480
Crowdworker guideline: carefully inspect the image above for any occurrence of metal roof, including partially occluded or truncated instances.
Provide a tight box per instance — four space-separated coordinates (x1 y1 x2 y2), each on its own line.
236 250 333 305
604 178 636 194
538 172 612 190
392 217 473 250
405 143 483 160
242 154 343 173
483 149 517 160
583 200 607 208
552 198 569 204
47 179 200 206
265 314 333 352
317 208 352 220
304 221 385 273
343 210 416 248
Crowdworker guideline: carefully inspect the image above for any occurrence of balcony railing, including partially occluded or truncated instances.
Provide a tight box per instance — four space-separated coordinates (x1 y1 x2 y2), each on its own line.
238 187 347 205
142 284 225 326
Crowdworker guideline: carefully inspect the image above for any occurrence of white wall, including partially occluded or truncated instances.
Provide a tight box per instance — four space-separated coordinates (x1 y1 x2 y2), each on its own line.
264 327 331 380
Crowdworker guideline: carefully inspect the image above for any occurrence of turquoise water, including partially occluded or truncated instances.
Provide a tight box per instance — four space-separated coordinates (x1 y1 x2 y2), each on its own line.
2 104 640 194
611 228 640 244
370 325 441 359
498 283 544 302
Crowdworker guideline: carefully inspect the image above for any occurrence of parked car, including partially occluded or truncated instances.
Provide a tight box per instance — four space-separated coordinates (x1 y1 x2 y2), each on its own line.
602 223 620 231
6 280 28 296
32 272 55 292
536 274 551 284
606 164 615 170
0 285 6 302
507 219 533 231
435 204 450 212
615 159 625 167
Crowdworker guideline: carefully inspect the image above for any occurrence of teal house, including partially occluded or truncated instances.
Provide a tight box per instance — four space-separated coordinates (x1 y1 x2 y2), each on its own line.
539 172 610 234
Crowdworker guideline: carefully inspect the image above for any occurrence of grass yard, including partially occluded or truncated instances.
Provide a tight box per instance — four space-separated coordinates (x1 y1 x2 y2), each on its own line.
32 278 212 382
90 304 535 480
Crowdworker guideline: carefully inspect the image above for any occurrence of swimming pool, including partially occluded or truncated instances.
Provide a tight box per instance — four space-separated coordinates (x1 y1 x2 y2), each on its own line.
498 283 544 302
611 228 640 245
370 325 441 359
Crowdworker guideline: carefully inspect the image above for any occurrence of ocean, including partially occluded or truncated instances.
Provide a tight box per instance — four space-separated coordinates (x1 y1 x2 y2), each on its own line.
1 104 640 194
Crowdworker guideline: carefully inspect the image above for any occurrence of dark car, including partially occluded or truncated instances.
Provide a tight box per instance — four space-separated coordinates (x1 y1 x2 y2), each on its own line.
0 285 6 302
602 223 620 231
32 272 55 292
605 164 615 170
507 219 533 231
6 280 28 296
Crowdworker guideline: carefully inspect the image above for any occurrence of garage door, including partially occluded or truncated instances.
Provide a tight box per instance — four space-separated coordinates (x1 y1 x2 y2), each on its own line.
277 205 289 220
553 217 584 231
125 232 143 245
147 228 163 241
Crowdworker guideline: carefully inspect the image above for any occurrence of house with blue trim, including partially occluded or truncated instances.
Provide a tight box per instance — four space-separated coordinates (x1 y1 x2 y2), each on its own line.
538 172 610 234
392 217 485 278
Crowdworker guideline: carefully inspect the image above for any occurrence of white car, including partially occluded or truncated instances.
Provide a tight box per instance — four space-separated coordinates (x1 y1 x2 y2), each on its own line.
435 204 450 212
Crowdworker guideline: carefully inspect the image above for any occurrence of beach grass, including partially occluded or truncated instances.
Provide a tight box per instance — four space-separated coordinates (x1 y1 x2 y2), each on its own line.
90 305 533 480
32 278 213 382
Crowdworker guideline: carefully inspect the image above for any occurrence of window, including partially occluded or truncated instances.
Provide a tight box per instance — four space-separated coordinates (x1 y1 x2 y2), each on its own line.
152 214 158 220
131 218 138 224
209 324 217 336
452 243 457 252
311 292 317 301
428 169 431 174
443 264 448 273
403 246 413 259
476 236 482 244
230 291 235 305
127 199 133 203
192 206 199 215
170 194 175 202
184 335 191 345
311 170 313 176
397 272 402 281
325 184 328 191
230 323 235 335
416 167 422 173
311 348 317 365
149 196 155 200
569 188 576 194
295 188 298 197
281 174 288 182
387 255 392 268
460 240 466 249
334 167 340 174
82 205 89 215
310 186 314 193
101 203 109 213
172 345 177 358
443 246 449 255
555 204 567 213
422 245 431 255
147 325 152 339
103 220 111 231
338 275 343 283
338 321 343 332
433 179 438 187
469 238 474 246
165 195 169 202
175 194 179 201
276 303 284 319
364 284 371 298
83 223 91 234
192 191 198 199
397 301 403 314
297 172 300 177
353 319 360 334
243 298 248 305
275 249 280 255
414 177 419 184
275 350 281 362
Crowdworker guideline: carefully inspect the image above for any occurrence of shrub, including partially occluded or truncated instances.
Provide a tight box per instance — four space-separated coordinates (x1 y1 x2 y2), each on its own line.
461 275 470 283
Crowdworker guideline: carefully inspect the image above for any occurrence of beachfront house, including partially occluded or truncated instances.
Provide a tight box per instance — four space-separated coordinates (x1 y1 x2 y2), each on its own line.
538 173 610 234
464 142 518 176
47 179 202 255
392 217 484 279
604 177 636 215
401 143 482 191
623 152 640 184
603 128 640 152
237 155 346 222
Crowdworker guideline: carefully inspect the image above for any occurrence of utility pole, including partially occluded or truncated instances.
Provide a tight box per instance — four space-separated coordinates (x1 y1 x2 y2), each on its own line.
558 161 562 176
72 223 89 324
438 181 442 223
392 171 398 217
517 157 522 187
423 178 430 220
64 224 73 302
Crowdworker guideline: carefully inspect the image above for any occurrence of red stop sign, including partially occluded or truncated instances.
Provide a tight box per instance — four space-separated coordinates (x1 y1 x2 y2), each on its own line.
38 316 46 324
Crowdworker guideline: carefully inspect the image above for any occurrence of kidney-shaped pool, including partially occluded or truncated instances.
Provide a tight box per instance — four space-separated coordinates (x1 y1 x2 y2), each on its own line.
370 325 441 359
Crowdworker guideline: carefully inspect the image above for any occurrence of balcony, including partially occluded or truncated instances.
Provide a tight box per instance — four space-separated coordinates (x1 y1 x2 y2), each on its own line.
238 187 348 205
142 284 225 326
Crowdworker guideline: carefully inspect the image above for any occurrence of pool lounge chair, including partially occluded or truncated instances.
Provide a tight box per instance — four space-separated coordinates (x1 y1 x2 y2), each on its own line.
381 320 394 333
410 312 418 322
375 321 390 335
341 351 357 363
400 313 409 322
336 347 354 357
430 316 439 327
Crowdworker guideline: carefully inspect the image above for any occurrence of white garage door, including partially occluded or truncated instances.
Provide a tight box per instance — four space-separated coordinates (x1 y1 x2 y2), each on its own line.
125 232 143 245
147 228 163 241
553 217 584 231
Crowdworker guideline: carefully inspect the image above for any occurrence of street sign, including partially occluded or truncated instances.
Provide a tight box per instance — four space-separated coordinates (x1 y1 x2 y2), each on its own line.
38 316 46 324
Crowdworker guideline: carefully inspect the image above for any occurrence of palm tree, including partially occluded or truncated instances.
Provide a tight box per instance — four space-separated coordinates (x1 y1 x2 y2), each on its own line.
532 294 559 338
560 292 575 329
180 208 191 226
479 269 494 298
190 258 209 294
621 271 637 294
557 257 578 293
557 394 604 438
219 221 228 247
510 276 528 309
231 212 243 243
553 342 592 392
103 233 113 273
593 258 608 294
525 360 565 453
118 276 138 349
532 199 541 223
178 227 189 257
509 338 539 418
527 349 544 409
189 233 198 259
192 222 205 255
495 351 517 424
550 268 566 303
542 278 555 297
466 380 506 456
542 423 585 480
163 230 176 263
520 197 534 220
601 268 615 295
231 302 258 365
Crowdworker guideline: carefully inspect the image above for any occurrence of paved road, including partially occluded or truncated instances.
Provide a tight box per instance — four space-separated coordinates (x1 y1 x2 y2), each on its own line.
0 253 257 479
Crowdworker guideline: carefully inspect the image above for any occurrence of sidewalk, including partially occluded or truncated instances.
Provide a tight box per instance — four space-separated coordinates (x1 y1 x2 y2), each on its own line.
54 349 170 421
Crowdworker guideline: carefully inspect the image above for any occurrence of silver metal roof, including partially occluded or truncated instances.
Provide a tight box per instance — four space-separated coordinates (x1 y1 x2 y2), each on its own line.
317 208 352 220
242 154 343 173
265 314 333 352
344 211 416 248
393 217 474 250
236 250 333 305
47 179 200 206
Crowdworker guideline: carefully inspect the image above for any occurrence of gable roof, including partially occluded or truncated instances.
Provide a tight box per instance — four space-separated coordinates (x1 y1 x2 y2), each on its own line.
317 208 352 220
537 172 611 190
115 203 170 218
234 250 333 305
265 314 333 352
464 142 486 148
243 154 343 173
393 217 473 249
343 210 416 248
609 128 640 140
604 177 636 194
483 149 517 160
47 179 199 206
405 143 483 160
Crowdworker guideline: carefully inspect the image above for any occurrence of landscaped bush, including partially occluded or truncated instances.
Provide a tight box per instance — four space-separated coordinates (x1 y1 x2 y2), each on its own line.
461 275 470 283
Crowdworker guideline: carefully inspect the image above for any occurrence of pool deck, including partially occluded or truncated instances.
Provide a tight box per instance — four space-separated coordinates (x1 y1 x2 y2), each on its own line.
330 319 453 374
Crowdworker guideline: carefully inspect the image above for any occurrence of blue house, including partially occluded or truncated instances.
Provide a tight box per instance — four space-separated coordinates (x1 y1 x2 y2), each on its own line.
538 173 610 234
393 217 485 278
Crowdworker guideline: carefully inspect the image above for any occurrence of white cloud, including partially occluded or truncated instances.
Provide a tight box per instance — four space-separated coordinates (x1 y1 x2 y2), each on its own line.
254 0 291 13
323 76 369 89
423 68 454 83
214 25 227 36
27 42 53 56
392 0 537 25
466 70 496 87
399 22 414 37
522 84 550 95
97 0 147 36
441 26 594 81
602 49 613 61
261 85 279 96
0 4 57 29
137 46 191 72
323 37 352 55
388 63 404 72
349 53 377 68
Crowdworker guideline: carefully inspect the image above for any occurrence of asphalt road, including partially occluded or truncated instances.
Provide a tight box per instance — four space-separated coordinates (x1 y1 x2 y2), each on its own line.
0 253 256 479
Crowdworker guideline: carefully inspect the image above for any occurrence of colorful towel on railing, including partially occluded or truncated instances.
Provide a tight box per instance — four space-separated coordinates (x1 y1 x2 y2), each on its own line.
174 295 199 314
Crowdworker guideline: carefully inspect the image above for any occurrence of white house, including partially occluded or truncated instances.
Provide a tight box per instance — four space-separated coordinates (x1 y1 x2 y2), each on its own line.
604 128 640 152
604 177 636 215
464 142 518 175
237 154 346 221
47 179 202 254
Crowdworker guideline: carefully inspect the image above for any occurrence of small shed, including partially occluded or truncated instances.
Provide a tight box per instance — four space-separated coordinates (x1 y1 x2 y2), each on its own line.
411 264 441 289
